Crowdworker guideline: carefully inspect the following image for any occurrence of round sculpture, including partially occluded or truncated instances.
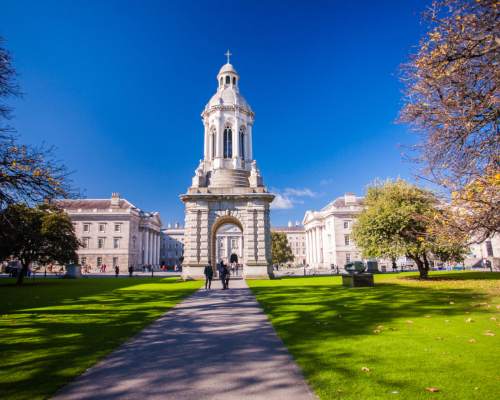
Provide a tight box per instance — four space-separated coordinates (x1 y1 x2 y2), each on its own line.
344 261 366 274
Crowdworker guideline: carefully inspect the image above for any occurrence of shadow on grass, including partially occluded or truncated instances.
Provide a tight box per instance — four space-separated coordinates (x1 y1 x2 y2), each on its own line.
403 271 500 281
0 278 200 400
249 276 499 398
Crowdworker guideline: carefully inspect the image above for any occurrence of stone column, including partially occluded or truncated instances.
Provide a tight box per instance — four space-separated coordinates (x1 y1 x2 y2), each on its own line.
144 229 149 265
305 229 310 265
247 124 253 160
233 117 240 158
157 234 161 266
151 232 156 267
216 116 223 159
239 236 243 263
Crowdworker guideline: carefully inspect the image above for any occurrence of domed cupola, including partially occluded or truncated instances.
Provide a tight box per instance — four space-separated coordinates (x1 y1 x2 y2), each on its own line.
191 51 264 191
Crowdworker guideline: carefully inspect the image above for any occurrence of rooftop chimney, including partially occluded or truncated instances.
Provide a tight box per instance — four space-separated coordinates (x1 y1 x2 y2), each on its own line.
344 192 356 205
111 192 120 207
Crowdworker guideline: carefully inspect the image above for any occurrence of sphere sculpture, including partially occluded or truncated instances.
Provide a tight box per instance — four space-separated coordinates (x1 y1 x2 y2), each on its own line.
344 261 366 274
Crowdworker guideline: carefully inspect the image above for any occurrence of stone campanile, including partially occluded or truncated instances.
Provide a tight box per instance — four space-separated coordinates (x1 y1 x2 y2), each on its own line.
180 52 274 279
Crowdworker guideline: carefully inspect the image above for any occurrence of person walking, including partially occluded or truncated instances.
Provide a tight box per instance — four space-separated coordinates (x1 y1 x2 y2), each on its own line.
204 261 213 290
115 265 119 278
128 265 134 277
223 263 230 290
218 260 226 289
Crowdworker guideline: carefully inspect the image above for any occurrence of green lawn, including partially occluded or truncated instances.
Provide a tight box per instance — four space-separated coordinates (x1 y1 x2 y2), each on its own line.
0 277 202 400
248 272 500 400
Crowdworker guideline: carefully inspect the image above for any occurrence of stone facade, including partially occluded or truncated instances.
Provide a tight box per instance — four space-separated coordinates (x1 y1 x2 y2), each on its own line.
181 56 274 280
57 193 162 272
303 193 364 268
272 223 306 265
160 225 185 267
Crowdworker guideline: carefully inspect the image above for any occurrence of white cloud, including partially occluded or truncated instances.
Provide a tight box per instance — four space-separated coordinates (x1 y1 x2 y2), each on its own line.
283 188 317 197
271 193 294 209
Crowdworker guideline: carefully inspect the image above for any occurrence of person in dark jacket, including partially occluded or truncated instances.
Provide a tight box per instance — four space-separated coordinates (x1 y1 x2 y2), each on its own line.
204 261 214 290
115 265 119 278
224 263 230 289
218 260 227 289
128 265 134 277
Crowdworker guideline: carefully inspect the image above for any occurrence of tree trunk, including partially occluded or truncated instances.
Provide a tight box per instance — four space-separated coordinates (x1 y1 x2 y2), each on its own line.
422 253 430 279
16 262 28 285
408 254 428 279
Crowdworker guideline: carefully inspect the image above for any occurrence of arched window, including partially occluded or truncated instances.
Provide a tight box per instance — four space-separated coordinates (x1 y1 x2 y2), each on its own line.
239 126 245 159
220 77 223 86
232 77 236 85
225 75 230 84
223 126 232 158
210 127 216 159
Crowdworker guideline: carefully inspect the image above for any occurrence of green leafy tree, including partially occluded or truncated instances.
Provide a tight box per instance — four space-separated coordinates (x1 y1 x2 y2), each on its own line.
0 204 80 285
352 179 467 279
271 231 294 266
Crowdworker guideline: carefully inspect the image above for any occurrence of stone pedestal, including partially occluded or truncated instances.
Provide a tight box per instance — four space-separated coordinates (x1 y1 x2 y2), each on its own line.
65 264 82 279
342 273 374 287
181 191 274 280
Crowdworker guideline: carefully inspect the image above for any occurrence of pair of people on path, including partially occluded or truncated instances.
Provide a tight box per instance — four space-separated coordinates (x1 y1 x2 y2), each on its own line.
203 260 230 290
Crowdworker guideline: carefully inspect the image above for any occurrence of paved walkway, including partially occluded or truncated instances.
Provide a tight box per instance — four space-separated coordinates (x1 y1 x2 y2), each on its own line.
53 279 316 400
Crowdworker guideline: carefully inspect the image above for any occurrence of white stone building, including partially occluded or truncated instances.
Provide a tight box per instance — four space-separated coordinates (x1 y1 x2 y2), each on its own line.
272 222 306 265
180 53 274 279
467 233 500 268
215 224 244 264
303 193 364 268
160 224 185 267
57 193 162 272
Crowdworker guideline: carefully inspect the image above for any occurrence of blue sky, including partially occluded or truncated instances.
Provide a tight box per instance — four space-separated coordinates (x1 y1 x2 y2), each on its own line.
1 0 429 227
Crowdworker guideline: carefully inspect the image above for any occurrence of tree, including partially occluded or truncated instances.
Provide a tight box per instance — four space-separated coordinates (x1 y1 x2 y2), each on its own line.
399 0 499 241
0 36 75 211
271 232 294 266
352 180 467 279
0 204 80 285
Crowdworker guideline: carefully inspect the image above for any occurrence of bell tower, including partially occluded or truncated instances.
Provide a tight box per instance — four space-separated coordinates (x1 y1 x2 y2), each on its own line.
181 52 274 280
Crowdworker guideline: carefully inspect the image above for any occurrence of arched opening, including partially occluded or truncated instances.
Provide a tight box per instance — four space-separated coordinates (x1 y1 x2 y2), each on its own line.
223 126 232 158
225 75 230 84
210 216 244 277
239 126 245 159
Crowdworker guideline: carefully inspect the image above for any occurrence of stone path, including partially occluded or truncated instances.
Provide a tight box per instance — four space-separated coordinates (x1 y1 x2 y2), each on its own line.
53 279 316 400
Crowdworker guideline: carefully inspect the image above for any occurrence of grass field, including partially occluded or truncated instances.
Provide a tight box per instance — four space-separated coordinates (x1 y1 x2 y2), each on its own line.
248 272 500 400
0 277 202 400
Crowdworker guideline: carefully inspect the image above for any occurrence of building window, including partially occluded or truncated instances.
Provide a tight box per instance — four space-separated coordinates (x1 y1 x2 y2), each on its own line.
132 236 136 249
225 75 230 84
223 126 232 158
99 223 106 233
80 257 87 265
231 238 237 249
82 237 90 248
344 235 350 246
346 253 351 263
239 126 245 159
114 224 121 232
485 241 493 257
220 77 223 86
344 221 350 229
83 223 90 232
232 77 236 85
97 257 103 266
113 238 120 249
113 257 118 267
98 238 105 249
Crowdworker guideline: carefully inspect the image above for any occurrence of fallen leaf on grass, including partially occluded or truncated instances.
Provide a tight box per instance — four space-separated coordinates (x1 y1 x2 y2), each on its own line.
449 301 455 304
465 318 474 323
484 331 495 336
406 320 414 324
376 325 384 330
444 320 450 323
424 315 432 318
468 338 477 343
489 317 497 321
361 367 370 372
435 337 443 340
426 387 440 392
373 329 381 334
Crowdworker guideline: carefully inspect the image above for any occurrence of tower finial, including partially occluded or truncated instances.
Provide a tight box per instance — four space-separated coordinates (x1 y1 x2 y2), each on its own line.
225 49 232 64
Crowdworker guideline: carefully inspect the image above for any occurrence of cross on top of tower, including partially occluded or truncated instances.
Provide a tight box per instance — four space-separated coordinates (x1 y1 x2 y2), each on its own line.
225 49 232 64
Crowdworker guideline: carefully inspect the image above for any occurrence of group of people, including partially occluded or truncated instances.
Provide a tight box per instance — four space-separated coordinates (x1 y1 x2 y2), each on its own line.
203 260 231 290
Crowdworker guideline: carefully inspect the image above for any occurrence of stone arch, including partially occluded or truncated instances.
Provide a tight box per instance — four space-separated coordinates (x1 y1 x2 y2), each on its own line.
210 215 244 273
